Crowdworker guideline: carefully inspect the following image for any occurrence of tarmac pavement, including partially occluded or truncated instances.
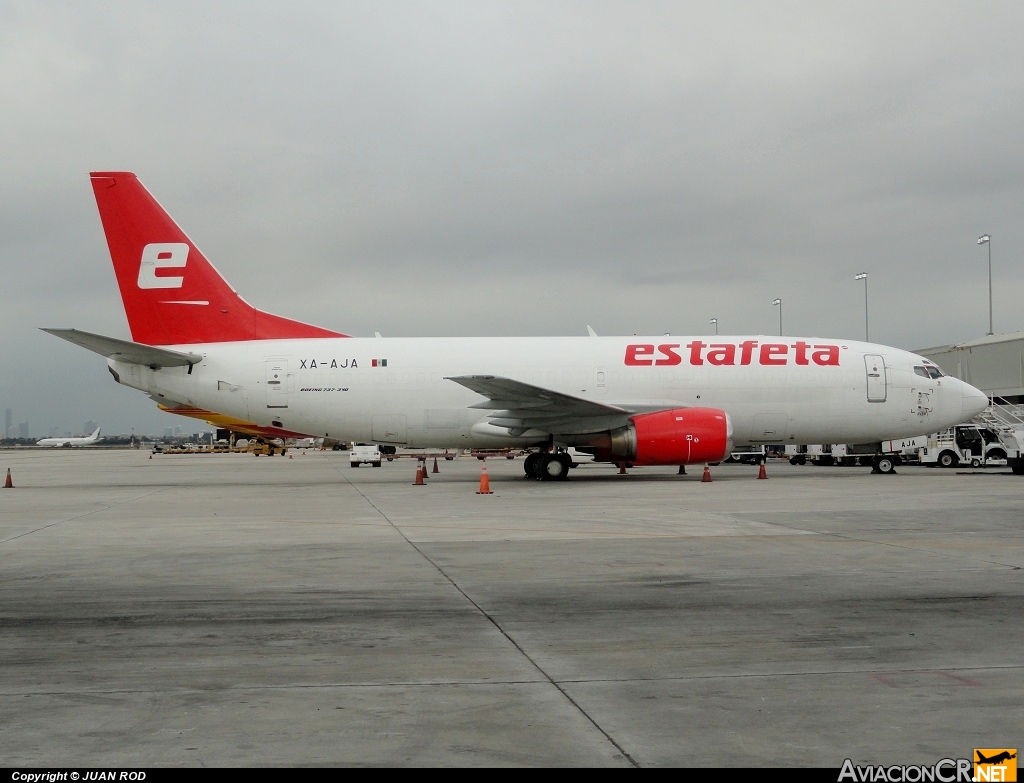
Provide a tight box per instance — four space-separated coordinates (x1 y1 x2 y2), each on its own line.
1 448 1021 767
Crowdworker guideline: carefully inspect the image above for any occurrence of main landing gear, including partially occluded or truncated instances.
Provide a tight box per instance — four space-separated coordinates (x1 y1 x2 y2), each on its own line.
524 451 573 481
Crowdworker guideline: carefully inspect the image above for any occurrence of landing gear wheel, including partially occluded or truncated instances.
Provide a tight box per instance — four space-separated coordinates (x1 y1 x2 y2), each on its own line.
872 455 896 474
539 453 571 481
524 452 544 479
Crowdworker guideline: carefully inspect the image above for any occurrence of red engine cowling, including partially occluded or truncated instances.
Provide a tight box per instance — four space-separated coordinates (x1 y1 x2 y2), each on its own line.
596 407 733 466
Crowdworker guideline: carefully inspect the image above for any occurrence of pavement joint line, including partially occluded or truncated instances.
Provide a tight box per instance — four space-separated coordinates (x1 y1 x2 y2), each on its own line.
4 662 1021 699
0 488 171 545
324 456 641 767
749 519 1024 571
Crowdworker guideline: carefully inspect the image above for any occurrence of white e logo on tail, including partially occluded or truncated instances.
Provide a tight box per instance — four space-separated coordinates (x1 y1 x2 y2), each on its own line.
138 243 188 289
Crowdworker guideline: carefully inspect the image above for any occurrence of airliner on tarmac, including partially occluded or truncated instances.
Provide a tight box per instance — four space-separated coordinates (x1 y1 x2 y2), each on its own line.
43 172 989 479
37 427 103 448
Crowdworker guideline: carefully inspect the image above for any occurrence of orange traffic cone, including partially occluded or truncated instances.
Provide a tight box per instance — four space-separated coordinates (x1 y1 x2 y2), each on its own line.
476 463 493 494
3 468 13 488
432 457 439 474
618 463 628 475
757 461 767 479
701 465 712 482
412 464 425 485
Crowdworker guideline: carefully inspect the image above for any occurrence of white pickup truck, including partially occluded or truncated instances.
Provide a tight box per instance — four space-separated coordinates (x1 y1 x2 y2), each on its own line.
349 443 382 467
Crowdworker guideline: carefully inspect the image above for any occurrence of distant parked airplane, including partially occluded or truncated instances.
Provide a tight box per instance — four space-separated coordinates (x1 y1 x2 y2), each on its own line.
36 427 103 448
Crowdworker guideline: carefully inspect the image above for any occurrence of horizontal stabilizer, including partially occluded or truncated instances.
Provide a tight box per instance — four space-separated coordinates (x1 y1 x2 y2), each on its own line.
41 328 203 368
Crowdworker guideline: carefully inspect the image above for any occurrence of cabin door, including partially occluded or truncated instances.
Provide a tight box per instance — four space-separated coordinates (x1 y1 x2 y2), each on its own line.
865 354 887 403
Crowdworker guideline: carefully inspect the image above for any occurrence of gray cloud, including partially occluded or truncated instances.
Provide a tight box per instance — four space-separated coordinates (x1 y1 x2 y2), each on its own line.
2 1 1022 436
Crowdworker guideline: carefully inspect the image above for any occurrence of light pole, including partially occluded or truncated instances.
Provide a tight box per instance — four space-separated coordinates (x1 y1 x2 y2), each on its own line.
709 318 718 335
854 272 868 341
978 234 992 335
772 298 782 336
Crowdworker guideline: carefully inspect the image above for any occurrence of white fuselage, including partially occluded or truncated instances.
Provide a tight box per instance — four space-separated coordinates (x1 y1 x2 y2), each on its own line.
108 335 987 448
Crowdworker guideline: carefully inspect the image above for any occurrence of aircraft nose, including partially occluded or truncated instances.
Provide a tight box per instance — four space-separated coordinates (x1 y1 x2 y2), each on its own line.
961 381 989 419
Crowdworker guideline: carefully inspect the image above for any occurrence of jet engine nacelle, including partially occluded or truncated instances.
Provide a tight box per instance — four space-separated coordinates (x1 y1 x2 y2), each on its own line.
600 407 733 466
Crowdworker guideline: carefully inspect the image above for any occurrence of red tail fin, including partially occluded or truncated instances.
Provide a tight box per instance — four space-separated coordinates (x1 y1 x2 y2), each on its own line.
90 172 345 345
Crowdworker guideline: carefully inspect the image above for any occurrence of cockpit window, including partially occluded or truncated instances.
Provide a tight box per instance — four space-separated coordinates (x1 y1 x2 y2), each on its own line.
915 364 944 379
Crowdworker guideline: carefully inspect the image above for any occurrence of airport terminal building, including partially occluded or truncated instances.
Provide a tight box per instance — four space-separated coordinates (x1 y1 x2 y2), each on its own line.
917 332 1024 404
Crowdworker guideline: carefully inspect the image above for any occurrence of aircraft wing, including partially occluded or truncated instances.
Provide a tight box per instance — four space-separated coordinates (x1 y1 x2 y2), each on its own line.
446 374 679 436
41 328 203 368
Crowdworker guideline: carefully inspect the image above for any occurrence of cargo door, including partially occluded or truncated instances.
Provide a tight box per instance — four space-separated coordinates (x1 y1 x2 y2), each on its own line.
749 412 788 442
865 354 887 403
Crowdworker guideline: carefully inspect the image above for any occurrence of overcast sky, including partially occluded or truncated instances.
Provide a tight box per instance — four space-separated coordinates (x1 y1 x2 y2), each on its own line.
2 1 1023 437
